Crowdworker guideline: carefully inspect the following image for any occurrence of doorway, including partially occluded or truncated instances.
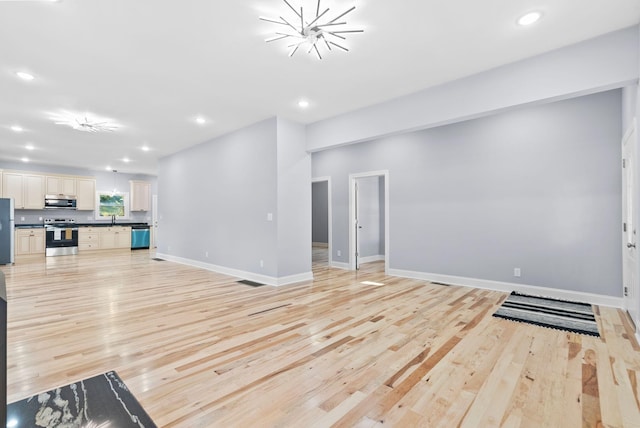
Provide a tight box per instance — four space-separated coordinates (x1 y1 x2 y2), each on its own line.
349 170 389 273
312 177 331 266
622 120 638 327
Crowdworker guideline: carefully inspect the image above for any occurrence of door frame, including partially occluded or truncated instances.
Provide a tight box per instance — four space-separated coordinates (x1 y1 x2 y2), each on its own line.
312 176 332 267
349 170 389 273
622 119 639 328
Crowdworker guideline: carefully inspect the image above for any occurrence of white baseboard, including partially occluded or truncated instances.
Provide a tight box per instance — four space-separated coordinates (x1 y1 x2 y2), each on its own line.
331 261 350 270
359 255 385 264
155 253 313 287
387 268 623 308
312 242 329 248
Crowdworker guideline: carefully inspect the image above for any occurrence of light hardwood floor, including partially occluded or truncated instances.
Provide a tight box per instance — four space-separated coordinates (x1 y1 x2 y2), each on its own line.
3 249 640 427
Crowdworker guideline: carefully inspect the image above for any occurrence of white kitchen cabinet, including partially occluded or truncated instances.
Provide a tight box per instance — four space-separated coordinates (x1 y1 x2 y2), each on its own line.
2 172 44 209
130 181 150 212
99 226 131 249
76 178 96 211
3 173 23 208
46 176 77 196
15 228 45 256
24 175 45 209
78 227 100 251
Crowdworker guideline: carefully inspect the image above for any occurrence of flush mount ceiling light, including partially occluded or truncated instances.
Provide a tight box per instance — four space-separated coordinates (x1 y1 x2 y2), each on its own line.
10 125 23 133
298 99 310 108
49 110 120 133
16 71 35 81
517 11 542 26
260 0 363 59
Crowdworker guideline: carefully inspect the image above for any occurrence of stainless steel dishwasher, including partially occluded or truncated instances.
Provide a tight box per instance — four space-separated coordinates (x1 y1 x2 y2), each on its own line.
131 225 150 250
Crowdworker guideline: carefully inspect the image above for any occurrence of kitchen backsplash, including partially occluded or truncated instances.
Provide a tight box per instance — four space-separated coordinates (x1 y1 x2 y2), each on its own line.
15 209 151 225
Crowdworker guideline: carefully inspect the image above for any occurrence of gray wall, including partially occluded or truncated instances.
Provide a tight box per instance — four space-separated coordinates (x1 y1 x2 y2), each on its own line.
312 181 328 244
312 90 623 296
158 117 312 281
275 118 311 277
158 118 279 276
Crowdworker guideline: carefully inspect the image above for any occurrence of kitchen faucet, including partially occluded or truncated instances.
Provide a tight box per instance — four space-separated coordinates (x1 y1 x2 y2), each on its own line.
111 214 116 225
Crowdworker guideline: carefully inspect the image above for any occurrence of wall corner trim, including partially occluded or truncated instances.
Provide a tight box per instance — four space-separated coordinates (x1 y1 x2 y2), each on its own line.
387 268 623 308
154 253 313 287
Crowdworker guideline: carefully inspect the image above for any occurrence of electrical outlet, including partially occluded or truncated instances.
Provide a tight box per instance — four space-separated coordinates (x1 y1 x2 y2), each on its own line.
260 260 264 268
205 251 208 257
39 217 43 221
20 216 25 221
267 213 273 221
514 268 521 277
337 250 341 257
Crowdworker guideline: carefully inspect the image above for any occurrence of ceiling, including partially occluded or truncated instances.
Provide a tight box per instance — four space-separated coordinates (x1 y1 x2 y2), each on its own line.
1 0 639 176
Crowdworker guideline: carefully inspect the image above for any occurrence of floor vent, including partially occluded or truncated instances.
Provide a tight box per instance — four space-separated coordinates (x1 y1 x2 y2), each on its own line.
152 258 165 261
430 281 451 286
238 279 266 287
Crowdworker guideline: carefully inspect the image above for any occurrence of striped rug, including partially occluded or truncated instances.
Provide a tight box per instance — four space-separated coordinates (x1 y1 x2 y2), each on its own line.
492 291 599 336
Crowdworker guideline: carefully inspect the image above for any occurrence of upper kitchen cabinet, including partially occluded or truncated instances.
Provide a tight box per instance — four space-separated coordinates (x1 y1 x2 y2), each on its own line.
46 175 77 196
76 178 96 211
130 180 150 212
2 172 45 209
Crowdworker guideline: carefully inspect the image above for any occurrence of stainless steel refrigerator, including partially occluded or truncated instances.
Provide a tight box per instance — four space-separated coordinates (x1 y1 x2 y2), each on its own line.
0 198 15 265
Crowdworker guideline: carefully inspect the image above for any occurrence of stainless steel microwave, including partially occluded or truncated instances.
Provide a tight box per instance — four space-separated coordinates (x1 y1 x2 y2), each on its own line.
44 195 77 209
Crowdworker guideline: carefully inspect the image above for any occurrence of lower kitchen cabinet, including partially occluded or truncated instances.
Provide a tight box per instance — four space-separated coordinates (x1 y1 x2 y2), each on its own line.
15 228 45 256
79 226 131 251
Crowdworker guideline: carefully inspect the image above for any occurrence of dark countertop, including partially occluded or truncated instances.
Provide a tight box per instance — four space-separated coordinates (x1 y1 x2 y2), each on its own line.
15 222 148 229
76 222 149 227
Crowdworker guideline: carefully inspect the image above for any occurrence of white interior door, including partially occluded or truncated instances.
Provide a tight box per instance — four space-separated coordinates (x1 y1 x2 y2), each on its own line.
622 122 638 325
152 194 158 248
355 180 360 270
349 170 389 273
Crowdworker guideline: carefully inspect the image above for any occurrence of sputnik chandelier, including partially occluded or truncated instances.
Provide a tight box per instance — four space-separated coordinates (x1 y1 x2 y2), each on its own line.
49 110 120 133
260 0 363 59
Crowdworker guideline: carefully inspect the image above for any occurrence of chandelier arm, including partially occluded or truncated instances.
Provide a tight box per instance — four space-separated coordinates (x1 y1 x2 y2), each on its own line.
259 16 288 25
329 41 349 51
330 30 364 34
306 8 330 27
328 6 356 24
324 31 346 40
282 0 302 18
315 22 347 27
316 0 321 17
300 7 304 30
323 37 332 50
289 44 301 57
313 44 322 60
279 16 303 35
266 34 291 42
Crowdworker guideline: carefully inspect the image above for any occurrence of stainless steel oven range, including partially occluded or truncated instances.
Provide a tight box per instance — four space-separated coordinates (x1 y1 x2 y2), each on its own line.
44 218 78 257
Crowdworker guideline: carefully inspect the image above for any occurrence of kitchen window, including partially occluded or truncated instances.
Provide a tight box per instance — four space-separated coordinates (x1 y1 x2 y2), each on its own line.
95 192 130 220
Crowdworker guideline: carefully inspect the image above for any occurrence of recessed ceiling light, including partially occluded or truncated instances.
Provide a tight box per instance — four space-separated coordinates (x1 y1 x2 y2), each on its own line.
105 165 112 171
11 125 23 133
21 157 29 163
16 71 34 81
25 144 34 151
517 11 542 26
141 146 150 152
122 157 130 163
298 99 310 108
195 116 206 125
